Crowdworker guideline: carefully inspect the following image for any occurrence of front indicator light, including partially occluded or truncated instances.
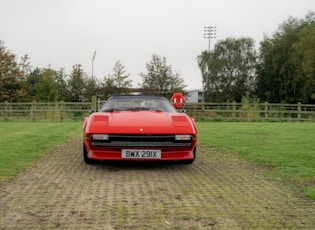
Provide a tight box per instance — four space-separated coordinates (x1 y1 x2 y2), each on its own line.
175 135 191 141
91 134 109 140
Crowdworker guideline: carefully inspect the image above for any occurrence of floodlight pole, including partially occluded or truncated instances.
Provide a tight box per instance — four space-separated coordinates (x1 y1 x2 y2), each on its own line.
202 26 217 104
204 26 216 52
92 51 96 78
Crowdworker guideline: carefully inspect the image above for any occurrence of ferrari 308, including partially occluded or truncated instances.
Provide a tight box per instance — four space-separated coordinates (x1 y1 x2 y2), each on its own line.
82 95 197 164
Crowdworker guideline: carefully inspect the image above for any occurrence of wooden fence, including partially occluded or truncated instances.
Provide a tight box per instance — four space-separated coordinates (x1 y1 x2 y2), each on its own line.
0 101 91 121
182 101 315 122
96 99 315 122
0 99 315 122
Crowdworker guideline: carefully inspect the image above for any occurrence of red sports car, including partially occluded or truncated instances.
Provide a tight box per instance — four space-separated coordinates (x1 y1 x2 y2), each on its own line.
83 95 197 164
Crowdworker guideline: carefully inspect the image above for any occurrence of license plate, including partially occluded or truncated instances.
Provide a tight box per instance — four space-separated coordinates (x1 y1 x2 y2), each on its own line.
122 149 161 159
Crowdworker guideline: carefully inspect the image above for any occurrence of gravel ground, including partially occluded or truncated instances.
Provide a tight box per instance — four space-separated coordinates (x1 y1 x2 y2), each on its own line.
0 137 314 229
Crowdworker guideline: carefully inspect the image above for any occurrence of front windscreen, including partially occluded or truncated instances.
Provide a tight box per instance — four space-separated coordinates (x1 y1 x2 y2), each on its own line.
100 95 178 113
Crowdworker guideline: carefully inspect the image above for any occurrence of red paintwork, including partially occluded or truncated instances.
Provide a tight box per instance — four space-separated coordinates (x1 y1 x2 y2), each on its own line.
83 110 197 162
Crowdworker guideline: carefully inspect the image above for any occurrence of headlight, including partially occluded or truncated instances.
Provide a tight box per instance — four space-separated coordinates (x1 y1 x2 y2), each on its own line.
175 135 191 141
91 134 109 140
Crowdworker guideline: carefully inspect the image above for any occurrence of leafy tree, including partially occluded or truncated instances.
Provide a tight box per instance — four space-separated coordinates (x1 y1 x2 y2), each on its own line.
66 64 87 102
111 60 132 94
290 15 315 103
23 67 41 101
19 55 32 79
33 68 60 102
99 74 116 100
196 51 211 101
85 76 99 101
0 41 26 102
197 37 257 102
256 12 315 103
23 67 68 102
98 61 132 99
53 68 68 101
139 54 186 98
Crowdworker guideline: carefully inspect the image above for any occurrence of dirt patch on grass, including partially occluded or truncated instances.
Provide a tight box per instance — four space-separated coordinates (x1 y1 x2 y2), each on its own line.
1 137 314 229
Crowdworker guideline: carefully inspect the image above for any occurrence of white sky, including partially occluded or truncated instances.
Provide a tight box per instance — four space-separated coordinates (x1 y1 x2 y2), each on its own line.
1 0 314 90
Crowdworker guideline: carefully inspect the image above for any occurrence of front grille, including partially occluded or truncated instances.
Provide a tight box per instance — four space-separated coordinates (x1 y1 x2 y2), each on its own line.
91 134 192 147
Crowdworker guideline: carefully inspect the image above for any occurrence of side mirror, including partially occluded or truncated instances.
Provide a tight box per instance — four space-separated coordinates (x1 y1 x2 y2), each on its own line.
89 109 95 114
180 109 186 113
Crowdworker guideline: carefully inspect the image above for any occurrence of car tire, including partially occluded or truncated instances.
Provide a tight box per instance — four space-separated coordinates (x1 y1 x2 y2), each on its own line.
83 144 96 164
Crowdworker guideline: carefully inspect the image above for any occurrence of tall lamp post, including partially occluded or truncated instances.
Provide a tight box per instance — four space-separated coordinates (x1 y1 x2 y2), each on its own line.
204 26 216 52
92 51 96 77
202 26 216 103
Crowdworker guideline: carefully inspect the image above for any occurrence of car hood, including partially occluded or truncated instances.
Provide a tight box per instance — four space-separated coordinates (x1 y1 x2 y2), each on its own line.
85 111 196 134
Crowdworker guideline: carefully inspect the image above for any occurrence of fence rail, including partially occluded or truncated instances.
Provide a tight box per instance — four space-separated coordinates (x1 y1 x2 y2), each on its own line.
0 100 315 122
183 101 315 121
0 101 91 121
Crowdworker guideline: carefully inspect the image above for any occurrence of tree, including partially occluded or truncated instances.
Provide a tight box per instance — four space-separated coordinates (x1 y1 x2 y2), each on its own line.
19 55 32 79
256 12 315 103
294 25 315 102
23 67 68 102
35 68 63 102
85 76 99 101
99 74 116 100
23 67 41 101
53 68 68 101
66 64 87 102
197 51 214 100
290 14 315 103
111 60 132 94
98 61 132 99
139 54 186 98
197 37 257 102
0 41 26 102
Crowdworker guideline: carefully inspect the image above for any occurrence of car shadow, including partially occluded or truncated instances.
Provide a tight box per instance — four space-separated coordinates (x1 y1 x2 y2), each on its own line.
85 160 192 171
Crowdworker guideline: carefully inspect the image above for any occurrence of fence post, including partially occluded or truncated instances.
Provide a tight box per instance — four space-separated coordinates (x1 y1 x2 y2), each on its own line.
31 101 36 121
297 102 301 121
91 95 97 111
201 101 205 111
97 98 101 111
60 100 64 121
4 101 8 120
232 101 236 119
264 101 269 120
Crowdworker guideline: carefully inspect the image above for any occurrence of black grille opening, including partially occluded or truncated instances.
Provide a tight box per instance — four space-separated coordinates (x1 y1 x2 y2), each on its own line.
91 134 192 147
110 134 175 142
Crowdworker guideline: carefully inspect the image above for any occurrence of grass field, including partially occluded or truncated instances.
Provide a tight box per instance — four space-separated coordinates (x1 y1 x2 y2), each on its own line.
0 121 82 183
197 122 315 199
0 121 314 199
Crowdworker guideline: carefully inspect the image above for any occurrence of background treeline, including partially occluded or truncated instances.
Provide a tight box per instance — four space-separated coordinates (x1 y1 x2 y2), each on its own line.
1 12 314 103
0 51 186 102
198 12 314 104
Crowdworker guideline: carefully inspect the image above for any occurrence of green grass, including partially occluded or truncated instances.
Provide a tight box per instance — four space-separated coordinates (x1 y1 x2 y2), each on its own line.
0 121 82 183
197 122 315 199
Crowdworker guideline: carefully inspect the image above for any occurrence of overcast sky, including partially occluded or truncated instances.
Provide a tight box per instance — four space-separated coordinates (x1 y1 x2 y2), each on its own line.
1 0 314 90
